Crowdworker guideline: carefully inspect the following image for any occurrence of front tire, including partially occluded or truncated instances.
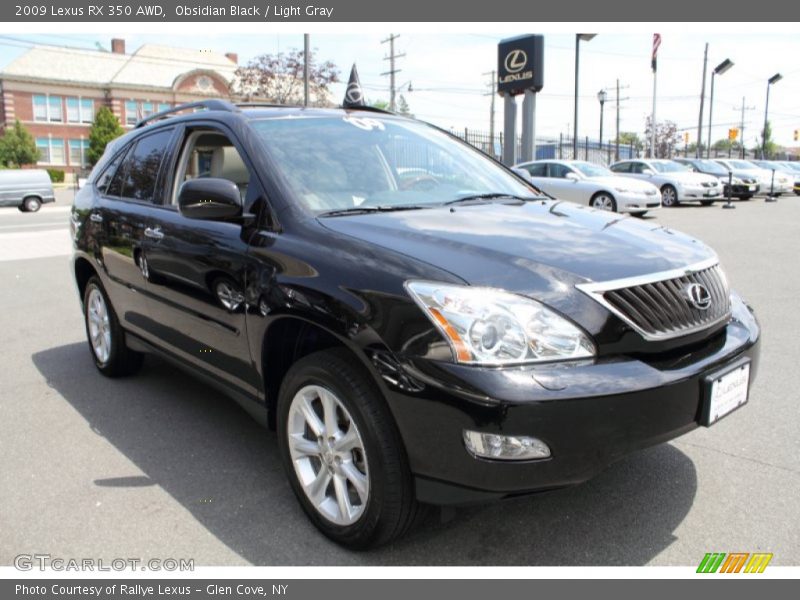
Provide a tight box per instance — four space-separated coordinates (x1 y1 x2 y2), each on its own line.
590 192 617 212
661 185 678 207
277 349 419 549
83 276 143 377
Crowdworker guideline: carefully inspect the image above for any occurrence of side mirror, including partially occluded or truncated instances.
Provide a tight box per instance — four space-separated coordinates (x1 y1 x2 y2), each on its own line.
642 169 655 176
178 178 242 221
512 167 532 181
565 172 579 181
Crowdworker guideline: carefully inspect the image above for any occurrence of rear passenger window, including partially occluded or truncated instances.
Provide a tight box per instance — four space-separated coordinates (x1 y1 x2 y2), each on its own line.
95 151 125 195
611 162 630 173
111 129 173 202
524 163 547 177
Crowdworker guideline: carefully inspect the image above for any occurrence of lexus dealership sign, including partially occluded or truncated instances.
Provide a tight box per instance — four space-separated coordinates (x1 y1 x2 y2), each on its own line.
497 34 544 95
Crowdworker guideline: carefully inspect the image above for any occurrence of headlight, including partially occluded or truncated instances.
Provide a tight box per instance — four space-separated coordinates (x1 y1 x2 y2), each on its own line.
614 187 629 193
729 176 743 184
405 281 596 365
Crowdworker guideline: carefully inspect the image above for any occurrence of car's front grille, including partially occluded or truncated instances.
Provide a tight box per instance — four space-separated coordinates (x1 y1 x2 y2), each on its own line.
577 261 732 341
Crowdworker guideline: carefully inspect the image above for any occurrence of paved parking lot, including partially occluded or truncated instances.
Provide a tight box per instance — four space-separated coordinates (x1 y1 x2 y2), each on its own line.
1 191 798 566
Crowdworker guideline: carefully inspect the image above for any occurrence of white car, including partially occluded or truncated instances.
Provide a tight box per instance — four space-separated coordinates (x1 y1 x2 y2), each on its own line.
513 160 661 215
609 159 723 207
714 159 793 196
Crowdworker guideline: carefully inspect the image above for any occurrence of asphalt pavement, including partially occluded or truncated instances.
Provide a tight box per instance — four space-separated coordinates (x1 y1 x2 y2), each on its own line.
1 191 798 566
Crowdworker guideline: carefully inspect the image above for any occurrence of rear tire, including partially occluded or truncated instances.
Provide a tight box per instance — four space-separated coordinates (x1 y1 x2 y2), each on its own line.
23 196 42 212
277 348 420 549
661 185 678 207
83 276 143 377
17 204 28 212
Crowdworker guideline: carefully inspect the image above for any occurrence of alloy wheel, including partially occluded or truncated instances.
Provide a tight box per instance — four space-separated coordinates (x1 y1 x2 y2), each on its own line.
592 194 615 211
286 385 370 526
87 288 111 364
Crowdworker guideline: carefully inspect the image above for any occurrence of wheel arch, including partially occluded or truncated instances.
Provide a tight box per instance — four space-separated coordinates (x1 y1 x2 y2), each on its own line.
74 256 97 303
260 315 390 430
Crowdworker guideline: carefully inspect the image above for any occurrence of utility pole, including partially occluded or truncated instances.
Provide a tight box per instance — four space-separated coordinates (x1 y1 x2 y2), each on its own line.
303 34 310 107
483 70 496 147
696 43 709 158
614 80 630 161
736 97 756 158
381 34 405 112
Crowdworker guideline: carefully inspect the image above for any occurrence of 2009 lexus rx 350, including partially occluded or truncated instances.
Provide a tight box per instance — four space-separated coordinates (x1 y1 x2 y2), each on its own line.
71 101 760 548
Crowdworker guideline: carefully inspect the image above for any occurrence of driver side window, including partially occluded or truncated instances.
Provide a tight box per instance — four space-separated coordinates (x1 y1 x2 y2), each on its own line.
172 130 251 204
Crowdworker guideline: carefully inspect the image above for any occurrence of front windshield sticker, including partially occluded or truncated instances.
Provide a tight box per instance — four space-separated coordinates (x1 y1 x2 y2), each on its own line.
343 116 386 131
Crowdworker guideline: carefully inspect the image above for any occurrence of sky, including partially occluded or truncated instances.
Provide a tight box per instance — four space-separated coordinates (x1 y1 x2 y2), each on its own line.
0 29 798 148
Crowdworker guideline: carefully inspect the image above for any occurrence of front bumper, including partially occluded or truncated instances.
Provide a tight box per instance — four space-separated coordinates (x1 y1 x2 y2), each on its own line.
678 184 722 200
386 297 760 505
724 183 759 198
616 191 661 212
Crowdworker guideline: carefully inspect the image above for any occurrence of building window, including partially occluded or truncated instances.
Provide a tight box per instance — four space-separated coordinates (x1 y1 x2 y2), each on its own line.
36 138 49 162
141 102 154 118
69 139 90 167
81 98 94 123
48 96 63 122
125 100 138 126
158 103 171 113
36 137 65 165
68 97 95 123
33 95 47 121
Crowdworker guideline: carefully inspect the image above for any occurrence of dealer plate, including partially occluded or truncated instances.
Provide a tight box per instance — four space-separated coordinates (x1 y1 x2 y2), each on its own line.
701 358 750 426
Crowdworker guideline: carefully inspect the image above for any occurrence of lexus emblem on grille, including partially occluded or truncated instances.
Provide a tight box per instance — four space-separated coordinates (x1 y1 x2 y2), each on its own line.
685 283 712 310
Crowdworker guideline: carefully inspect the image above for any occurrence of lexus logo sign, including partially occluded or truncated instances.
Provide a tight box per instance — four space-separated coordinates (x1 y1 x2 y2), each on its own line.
504 49 527 73
345 82 363 104
497 35 544 96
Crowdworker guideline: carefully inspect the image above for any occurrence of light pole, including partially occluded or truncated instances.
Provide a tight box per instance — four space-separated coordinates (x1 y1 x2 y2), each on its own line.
573 34 596 158
762 73 782 159
706 58 733 158
597 89 607 159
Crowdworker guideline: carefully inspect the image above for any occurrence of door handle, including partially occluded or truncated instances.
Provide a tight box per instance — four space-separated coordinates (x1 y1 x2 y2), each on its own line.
89 213 103 223
144 227 164 241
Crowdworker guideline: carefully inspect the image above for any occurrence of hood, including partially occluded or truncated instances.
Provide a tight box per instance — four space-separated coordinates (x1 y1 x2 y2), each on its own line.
664 171 719 185
586 176 658 192
318 200 715 299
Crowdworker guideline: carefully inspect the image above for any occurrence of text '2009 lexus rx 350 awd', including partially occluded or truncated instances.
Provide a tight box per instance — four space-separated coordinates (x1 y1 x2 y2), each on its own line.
71 100 760 548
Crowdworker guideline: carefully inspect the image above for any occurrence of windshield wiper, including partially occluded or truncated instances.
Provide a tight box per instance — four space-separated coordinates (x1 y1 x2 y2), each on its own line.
443 193 542 205
319 205 429 217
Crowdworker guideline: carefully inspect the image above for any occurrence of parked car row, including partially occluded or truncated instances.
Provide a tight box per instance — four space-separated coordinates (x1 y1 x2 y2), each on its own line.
514 156 799 214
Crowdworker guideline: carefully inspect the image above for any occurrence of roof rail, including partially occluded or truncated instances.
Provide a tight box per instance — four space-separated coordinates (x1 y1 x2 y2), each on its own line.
135 99 238 129
234 102 297 109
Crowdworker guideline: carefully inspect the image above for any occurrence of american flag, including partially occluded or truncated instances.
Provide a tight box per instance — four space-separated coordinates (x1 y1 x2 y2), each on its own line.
652 33 662 72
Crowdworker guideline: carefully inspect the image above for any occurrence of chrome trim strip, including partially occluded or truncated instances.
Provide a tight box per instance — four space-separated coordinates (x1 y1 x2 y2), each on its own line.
575 257 731 342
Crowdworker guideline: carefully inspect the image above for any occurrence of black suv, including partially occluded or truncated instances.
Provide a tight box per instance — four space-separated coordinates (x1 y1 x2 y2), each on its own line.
71 100 760 548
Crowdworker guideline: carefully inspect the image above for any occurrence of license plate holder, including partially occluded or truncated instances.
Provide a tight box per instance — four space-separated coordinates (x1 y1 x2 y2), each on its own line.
701 357 751 426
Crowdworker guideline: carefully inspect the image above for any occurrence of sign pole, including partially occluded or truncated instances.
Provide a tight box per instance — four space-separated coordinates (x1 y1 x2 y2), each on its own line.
502 96 517 166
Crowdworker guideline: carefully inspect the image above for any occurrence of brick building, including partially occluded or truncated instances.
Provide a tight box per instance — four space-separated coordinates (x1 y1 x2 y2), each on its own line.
0 38 238 175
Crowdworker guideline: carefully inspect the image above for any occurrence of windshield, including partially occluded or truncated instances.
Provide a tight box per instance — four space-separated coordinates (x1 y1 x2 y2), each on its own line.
694 160 728 175
572 162 613 177
729 160 756 169
250 115 538 214
651 161 689 173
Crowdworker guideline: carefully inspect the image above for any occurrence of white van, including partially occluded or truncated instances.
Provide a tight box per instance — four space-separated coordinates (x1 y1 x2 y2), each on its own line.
0 169 56 212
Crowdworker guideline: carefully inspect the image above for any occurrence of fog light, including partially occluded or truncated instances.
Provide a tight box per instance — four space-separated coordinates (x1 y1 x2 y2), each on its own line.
463 430 551 461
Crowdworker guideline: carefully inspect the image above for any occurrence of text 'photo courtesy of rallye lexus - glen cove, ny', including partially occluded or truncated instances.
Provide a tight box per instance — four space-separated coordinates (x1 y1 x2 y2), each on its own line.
69 89 760 548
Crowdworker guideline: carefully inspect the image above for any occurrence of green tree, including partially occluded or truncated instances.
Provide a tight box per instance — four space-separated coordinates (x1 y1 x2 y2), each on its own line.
397 94 412 116
0 119 39 167
759 120 778 159
87 106 124 166
614 131 644 153
369 99 390 110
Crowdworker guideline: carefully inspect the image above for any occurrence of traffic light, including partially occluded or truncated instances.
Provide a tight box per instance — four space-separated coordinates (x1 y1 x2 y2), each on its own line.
795 129 799 142
683 132 690 144
728 128 739 141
